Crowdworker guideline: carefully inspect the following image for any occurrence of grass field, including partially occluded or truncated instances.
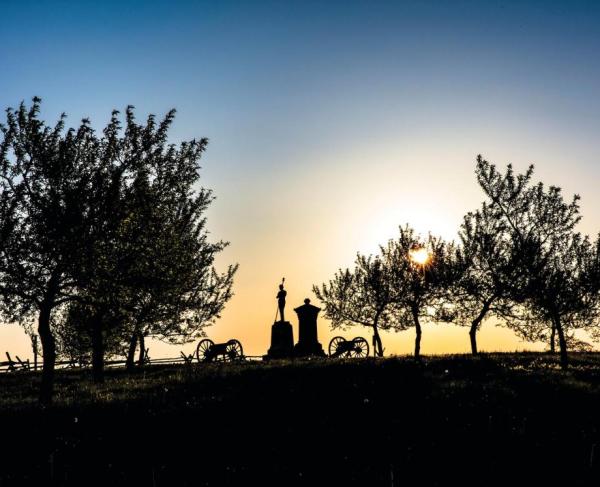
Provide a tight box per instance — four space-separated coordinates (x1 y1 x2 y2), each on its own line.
1 353 600 486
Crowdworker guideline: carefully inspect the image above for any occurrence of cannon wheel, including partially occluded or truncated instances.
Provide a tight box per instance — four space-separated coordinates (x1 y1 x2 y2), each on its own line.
351 337 369 358
225 339 244 361
196 339 215 363
328 336 347 357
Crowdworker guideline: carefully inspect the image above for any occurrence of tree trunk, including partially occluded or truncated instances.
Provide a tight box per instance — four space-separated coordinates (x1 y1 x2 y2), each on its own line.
550 322 556 353
372 324 383 357
469 298 493 356
38 303 56 405
126 333 138 370
137 333 146 366
412 306 422 358
91 313 105 383
553 314 568 370
469 323 478 356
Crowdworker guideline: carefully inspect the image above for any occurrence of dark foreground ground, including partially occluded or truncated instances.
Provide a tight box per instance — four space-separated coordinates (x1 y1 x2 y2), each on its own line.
1 353 600 486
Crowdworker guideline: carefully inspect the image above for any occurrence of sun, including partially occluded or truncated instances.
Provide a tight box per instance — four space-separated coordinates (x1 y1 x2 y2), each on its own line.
409 247 430 266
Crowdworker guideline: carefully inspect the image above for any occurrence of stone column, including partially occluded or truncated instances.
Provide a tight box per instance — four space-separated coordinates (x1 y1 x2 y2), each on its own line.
293 298 325 357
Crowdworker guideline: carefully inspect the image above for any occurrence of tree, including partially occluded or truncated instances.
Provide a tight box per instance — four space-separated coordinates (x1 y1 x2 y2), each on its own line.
115 162 237 371
0 98 237 399
62 107 237 382
380 225 454 358
447 201 524 354
505 230 595 364
0 98 96 403
314 254 395 357
475 155 590 369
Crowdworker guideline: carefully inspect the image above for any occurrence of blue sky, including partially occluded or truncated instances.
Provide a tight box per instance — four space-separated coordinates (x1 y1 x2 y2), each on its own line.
1 0 600 356
3 1 599 151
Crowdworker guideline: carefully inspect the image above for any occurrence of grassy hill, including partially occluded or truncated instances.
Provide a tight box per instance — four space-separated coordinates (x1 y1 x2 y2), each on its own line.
1 353 600 486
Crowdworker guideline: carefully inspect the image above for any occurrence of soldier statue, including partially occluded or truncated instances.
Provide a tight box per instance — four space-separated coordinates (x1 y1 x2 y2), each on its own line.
276 279 287 322
265 278 293 360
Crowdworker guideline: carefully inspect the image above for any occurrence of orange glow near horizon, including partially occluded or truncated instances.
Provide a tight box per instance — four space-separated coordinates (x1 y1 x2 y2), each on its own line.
0 149 597 361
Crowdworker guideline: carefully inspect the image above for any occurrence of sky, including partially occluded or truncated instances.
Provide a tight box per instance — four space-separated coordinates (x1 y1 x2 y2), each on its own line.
1 0 600 359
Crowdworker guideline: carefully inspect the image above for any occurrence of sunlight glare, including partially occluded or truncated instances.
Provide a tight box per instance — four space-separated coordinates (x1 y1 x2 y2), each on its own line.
409 247 430 265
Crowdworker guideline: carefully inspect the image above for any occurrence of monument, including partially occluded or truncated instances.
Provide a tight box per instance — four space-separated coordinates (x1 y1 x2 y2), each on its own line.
293 298 325 357
265 279 294 359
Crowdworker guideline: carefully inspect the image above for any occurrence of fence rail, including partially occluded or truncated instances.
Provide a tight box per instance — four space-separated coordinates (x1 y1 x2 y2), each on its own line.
0 353 265 374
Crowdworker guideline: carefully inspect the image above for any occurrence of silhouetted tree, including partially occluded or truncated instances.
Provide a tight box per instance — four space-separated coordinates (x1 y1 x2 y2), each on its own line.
447 202 524 354
0 98 237 399
314 254 395 357
118 163 236 370
0 98 96 403
475 156 589 369
380 225 454 358
503 232 595 359
62 107 237 382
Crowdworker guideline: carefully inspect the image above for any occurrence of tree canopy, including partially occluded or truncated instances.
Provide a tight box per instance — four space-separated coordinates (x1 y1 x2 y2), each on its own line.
0 98 237 401
380 225 455 358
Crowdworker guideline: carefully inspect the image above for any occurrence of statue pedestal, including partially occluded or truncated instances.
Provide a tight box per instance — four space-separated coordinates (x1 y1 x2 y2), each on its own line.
265 320 294 360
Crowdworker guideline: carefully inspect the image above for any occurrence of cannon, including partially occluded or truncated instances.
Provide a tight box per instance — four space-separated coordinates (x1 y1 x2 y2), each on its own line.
196 338 244 363
328 336 369 358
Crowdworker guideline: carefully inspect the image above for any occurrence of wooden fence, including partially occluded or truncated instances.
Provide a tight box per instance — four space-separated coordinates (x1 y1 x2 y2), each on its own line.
0 352 264 373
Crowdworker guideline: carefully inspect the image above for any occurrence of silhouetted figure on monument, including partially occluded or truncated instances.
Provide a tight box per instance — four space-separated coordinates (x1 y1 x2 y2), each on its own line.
276 281 287 322
266 279 293 359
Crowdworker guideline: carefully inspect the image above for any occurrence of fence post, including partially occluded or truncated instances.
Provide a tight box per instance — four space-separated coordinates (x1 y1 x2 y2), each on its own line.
33 335 39 371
